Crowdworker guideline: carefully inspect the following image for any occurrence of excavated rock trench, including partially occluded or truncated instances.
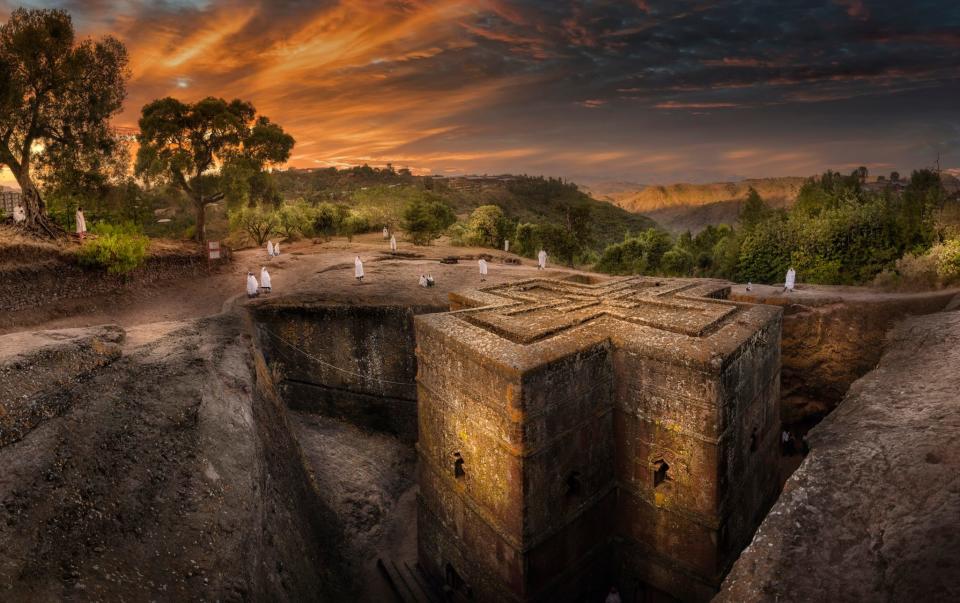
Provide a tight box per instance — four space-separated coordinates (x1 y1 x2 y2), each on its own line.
243 285 960 602
2 283 957 602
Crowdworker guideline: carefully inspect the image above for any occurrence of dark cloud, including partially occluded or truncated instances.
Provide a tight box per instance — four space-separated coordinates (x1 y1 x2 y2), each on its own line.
1 0 958 183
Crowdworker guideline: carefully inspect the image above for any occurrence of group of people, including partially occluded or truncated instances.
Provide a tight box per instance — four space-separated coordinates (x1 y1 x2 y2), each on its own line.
9 203 89 240
266 240 281 258
246 267 273 298
418 274 436 288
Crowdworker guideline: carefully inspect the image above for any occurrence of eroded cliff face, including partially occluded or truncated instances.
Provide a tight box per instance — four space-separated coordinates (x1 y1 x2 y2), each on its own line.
731 287 959 425
0 316 347 602
716 307 960 602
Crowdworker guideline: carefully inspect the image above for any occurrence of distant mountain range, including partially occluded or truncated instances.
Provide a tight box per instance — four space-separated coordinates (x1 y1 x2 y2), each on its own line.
582 177 807 233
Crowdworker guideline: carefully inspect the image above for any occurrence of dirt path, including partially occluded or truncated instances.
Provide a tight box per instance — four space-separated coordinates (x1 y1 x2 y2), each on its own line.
1 233 565 336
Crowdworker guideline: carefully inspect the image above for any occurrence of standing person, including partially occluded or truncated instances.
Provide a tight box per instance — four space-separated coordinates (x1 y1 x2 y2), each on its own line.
538 249 547 270
246 272 259 298
419 274 428 288
390 234 397 253
383 226 389 240
75 206 87 240
260 267 272 293
267 240 274 257
478 258 488 282
784 267 796 292
274 242 281 256
504 239 509 252
605 586 622 603
354 255 365 282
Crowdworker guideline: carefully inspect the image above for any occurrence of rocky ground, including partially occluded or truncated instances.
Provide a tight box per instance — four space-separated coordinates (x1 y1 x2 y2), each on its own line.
3 230 960 602
717 307 960 602
0 316 347 601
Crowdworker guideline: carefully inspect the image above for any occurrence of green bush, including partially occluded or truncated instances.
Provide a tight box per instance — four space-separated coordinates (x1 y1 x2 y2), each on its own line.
341 212 372 241
446 221 469 246
277 203 314 240
312 202 348 240
595 228 673 275
465 204 512 248
933 238 960 283
229 205 279 246
402 194 456 245
77 222 150 275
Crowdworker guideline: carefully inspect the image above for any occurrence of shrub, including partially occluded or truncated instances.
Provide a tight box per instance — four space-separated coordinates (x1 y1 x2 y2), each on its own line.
277 203 314 240
465 204 511 248
340 212 371 241
229 205 279 246
933 238 960 283
402 195 456 245
447 221 469 246
595 228 672 275
313 202 348 240
661 247 695 276
77 222 149 275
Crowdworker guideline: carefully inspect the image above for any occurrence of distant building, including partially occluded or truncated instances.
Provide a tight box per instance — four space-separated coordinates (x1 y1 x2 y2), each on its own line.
1 188 23 216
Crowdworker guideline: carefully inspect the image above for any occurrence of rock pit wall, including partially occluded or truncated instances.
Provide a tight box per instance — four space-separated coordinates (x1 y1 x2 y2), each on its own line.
249 301 446 442
716 306 960 602
0 251 209 320
731 288 959 425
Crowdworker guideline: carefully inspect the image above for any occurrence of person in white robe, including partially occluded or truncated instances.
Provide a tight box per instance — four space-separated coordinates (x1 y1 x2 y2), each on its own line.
355 256 364 282
419 274 428 288
390 234 397 253
274 242 280 256
784 267 796 292
75 206 87 239
246 272 259 298
260 267 272 293
267 241 274 257
504 239 510 252
383 226 389 239
426 274 435 287
479 258 488 281
537 249 547 270
12 204 25 223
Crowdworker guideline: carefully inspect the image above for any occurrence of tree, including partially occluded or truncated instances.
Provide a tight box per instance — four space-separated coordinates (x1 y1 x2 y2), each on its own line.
402 194 456 245
0 8 130 235
136 96 294 241
229 205 278 246
890 171 900 182
466 204 511 247
738 187 769 228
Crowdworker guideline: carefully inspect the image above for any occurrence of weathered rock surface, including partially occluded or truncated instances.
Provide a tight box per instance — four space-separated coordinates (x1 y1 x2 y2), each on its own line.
716 308 960 602
0 314 346 601
732 285 958 424
0 325 124 447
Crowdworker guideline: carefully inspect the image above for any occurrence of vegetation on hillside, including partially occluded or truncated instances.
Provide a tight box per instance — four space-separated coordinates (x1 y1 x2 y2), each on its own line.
595 169 960 288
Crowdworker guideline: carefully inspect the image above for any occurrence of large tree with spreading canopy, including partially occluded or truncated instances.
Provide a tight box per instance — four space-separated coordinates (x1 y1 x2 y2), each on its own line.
135 97 294 242
0 7 129 235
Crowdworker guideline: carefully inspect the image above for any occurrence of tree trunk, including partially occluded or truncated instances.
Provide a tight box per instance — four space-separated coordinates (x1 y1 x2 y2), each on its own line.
194 196 207 243
13 167 58 238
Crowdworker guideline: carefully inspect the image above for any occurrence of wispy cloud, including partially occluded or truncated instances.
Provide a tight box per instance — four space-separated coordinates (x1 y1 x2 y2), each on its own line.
0 0 958 183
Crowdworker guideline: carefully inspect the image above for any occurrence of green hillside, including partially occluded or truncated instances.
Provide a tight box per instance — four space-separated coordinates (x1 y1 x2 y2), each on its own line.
274 168 657 252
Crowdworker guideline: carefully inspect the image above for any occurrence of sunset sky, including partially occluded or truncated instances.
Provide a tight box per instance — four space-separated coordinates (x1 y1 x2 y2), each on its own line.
2 0 959 185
